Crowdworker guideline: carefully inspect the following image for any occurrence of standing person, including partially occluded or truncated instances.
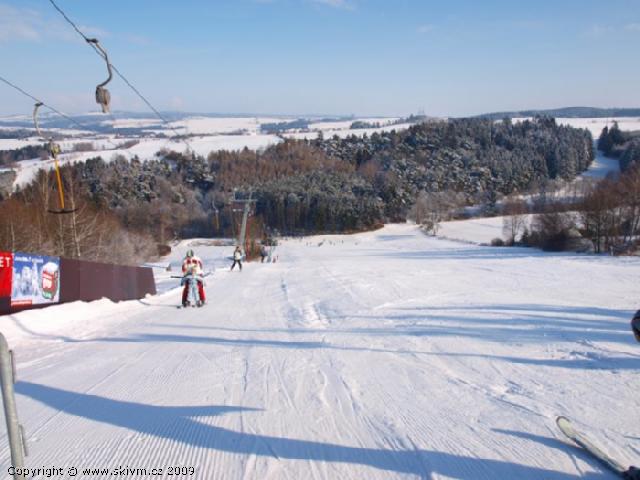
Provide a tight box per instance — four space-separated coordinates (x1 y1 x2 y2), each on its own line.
623 312 640 480
260 244 268 263
182 249 206 306
230 246 243 272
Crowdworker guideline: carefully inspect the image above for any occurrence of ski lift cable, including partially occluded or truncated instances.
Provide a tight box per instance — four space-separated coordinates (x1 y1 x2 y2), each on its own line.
0 74 85 131
0 74 120 150
47 0 195 154
1 74 113 213
1 74 184 168
109 66 194 154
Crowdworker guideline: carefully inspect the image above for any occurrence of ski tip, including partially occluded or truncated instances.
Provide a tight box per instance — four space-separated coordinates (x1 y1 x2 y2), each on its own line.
556 415 570 425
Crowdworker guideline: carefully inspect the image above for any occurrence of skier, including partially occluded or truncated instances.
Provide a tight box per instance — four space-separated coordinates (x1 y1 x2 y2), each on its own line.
573 309 640 480
558 417 640 479
181 249 205 306
605 308 640 480
260 244 268 263
625 467 640 479
230 246 243 272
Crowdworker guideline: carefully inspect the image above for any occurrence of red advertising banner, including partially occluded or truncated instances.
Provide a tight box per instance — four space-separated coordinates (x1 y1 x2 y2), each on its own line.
0 251 12 297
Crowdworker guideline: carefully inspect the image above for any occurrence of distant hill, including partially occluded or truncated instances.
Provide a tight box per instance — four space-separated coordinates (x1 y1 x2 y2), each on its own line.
0 111 353 135
478 107 640 120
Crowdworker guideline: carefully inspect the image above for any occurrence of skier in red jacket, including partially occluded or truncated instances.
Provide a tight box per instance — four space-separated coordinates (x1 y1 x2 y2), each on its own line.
182 249 205 306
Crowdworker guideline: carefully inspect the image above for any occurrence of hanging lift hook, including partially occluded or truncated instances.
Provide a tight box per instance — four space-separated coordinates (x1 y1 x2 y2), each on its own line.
86 38 113 113
32 102 44 138
32 102 60 160
32 102 74 215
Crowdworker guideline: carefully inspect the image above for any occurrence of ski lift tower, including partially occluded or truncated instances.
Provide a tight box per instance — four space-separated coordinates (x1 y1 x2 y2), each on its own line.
231 189 256 253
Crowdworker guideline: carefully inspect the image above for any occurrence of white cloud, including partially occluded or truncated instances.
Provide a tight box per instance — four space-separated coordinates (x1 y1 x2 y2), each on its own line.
78 25 110 39
584 22 640 38
0 3 110 44
259 0 355 10
417 24 435 34
585 24 611 38
311 0 354 10
0 4 43 42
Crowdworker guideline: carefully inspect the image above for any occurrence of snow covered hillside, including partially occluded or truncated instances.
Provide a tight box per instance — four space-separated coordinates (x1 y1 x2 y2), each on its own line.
437 216 524 245
557 117 640 138
0 114 412 189
2 224 638 479
2 114 636 191
512 117 640 139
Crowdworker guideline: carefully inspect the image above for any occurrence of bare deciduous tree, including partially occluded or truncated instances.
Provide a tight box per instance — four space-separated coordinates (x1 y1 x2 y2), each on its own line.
502 197 529 244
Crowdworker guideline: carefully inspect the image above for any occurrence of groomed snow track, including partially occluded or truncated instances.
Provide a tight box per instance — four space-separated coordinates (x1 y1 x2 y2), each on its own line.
1 224 639 479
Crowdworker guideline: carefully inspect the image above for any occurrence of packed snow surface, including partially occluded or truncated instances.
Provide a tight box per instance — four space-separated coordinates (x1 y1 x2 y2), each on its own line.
1 224 638 479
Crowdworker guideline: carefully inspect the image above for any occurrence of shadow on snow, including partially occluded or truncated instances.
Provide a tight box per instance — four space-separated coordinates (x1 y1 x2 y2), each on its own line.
16 381 608 479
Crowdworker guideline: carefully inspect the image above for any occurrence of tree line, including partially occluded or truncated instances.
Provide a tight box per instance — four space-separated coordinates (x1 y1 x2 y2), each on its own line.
493 165 640 254
0 117 596 263
598 122 640 172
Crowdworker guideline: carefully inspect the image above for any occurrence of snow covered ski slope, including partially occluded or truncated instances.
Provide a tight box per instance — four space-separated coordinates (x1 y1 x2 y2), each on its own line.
2 224 639 479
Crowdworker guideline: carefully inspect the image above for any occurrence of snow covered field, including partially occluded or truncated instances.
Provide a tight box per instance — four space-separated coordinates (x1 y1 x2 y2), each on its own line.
307 118 400 131
437 216 518 245
0 137 46 150
166 117 289 136
582 147 621 179
4 113 638 190
0 114 413 190
284 122 416 141
10 135 285 187
435 144 623 246
512 117 640 138
557 117 640 138
2 224 639 479
4 113 636 192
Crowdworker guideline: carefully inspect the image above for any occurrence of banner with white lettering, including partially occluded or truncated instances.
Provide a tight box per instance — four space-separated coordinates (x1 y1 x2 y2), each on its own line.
0 251 12 298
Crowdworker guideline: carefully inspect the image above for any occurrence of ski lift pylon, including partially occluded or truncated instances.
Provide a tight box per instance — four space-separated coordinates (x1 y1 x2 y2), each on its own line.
86 38 113 113
32 102 76 215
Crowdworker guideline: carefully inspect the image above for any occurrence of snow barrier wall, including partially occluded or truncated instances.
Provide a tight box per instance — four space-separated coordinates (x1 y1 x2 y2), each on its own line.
0 256 156 315
58 258 156 304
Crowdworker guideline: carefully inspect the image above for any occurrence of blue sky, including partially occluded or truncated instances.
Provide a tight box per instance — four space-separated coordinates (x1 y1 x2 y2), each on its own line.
1 0 639 117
